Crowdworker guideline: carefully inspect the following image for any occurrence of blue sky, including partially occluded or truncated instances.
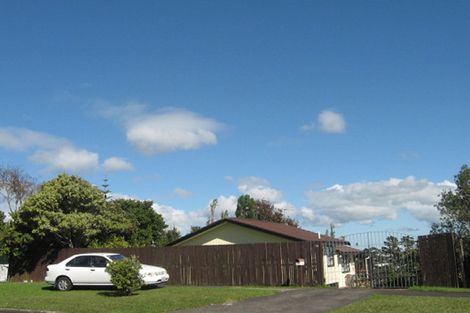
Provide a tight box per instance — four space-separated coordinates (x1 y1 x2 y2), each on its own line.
1 0 469 236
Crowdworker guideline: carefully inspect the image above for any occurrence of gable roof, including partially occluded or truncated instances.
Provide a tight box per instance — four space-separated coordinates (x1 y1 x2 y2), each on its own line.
167 218 345 246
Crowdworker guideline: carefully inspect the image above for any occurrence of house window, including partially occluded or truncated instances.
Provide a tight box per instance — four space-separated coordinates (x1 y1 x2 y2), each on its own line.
325 245 335 267
340 254 350 273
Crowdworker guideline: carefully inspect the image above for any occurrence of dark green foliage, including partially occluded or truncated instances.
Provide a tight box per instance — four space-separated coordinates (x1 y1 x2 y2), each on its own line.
190 226 202 233
105 255 143 296
163 227 181 245
431 165 470 237
101 178 110 200
0 211 5 232
220 210 229 219
4 174 133 275
235 195 298 227
367 235 419 287
109 199 168 247
0 211 7 263
235 195 257 218
8 174 132 250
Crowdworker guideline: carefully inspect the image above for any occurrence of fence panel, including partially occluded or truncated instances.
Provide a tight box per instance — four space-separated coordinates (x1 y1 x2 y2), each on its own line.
10 242 324 286
418 233 459 287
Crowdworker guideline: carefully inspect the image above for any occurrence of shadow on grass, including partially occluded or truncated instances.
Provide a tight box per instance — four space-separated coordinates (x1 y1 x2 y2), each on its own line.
39 284 160 296
97 291 140 297
41 285 116 292
97 285 163 297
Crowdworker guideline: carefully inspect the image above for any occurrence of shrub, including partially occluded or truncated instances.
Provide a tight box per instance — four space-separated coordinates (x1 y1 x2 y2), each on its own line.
105 255 143 295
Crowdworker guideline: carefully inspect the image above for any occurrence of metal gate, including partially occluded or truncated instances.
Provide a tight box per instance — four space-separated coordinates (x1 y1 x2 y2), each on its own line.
324 232 419 288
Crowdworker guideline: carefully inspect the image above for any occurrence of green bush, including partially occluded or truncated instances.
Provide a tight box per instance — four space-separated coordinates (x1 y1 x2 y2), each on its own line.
105 255 143 295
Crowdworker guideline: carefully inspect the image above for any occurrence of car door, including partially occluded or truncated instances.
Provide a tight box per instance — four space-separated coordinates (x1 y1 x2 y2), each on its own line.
88 256 112 284
65 256 94 284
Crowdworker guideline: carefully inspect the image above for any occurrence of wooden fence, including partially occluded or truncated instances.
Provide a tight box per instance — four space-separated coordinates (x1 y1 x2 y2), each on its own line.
418 233 459 287
11 242 324 286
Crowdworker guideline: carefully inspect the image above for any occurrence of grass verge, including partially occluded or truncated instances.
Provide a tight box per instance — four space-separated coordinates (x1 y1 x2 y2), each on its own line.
0 283 279 313
331 294 470 313
408 285 470 293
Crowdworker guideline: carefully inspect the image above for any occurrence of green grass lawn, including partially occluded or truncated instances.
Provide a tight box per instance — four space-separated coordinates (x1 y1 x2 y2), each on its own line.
0 283 279 313
409 286 470 293
331 294 470 313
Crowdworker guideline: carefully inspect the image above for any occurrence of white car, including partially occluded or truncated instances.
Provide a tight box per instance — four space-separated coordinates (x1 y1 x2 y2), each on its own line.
45 253 169 291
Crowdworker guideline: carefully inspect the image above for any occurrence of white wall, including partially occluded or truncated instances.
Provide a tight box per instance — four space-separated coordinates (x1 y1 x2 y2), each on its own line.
323 255 356 288
0 264 8 282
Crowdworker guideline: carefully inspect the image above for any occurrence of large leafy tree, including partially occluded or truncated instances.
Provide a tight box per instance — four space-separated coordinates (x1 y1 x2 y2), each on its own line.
109 199 167 247
431 165 470 237
7 174 132 256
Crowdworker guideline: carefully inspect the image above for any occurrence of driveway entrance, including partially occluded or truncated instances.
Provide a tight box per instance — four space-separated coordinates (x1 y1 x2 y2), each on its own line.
173 288 373 313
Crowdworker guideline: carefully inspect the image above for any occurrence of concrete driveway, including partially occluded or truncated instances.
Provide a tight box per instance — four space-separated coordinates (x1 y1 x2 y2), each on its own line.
173 288 374 313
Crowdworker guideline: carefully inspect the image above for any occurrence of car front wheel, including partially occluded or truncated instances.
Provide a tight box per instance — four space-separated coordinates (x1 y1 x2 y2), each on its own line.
55 276 72 291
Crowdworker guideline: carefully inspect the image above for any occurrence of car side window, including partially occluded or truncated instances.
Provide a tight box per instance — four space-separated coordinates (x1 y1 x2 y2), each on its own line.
92 256 108 268
66 256 92 267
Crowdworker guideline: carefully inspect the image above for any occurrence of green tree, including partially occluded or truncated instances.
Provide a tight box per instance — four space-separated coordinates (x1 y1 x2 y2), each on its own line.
190 226 202 233
235 195 298 226
431 165 470 237
162 226 181 245
372 235 419 287
220 209 229 219
255 199 298 227
6 174 133 258
0 211 5 232
0 211 6 257
101 177 110 200
109 199 168 247
235 195 257 218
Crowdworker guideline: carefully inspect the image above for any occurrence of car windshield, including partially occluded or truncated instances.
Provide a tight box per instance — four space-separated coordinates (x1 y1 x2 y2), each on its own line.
107 254 127 261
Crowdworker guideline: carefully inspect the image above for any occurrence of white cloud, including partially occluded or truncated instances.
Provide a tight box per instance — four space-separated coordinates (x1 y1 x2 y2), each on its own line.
0 127 99 173
103 157 134 172
153 202 207 235
107 192 236 235
224 176 234 182
318 110 346 134
99 104 223 155
173 188 192 198
212 195 238 216
0 127 67 151
109 192 204 235
236 177 300 223
108 192 139 200
30 147 99 172
238 176 283 203
303 177 455 226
